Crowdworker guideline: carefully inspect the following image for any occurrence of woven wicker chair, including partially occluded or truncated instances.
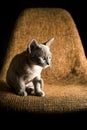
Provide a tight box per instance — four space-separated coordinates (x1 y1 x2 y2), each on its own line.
0 8 87 114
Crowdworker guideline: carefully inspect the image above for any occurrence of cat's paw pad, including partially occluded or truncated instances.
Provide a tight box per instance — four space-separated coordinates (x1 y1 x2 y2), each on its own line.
26 87 34 95
35 91 45 97
18 91 27 96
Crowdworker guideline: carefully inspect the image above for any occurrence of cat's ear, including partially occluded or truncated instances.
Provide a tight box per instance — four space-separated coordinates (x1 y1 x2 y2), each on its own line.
44 38 54 47
28 39 39 54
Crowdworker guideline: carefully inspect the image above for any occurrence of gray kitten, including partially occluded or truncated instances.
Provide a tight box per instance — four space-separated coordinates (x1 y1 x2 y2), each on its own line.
6 38 54 96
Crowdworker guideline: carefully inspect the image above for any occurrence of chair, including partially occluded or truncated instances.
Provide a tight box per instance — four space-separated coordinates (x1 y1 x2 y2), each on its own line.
0 8 87 114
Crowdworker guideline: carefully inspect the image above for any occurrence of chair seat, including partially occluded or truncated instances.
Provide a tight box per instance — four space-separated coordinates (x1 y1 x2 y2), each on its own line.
0 80 87 113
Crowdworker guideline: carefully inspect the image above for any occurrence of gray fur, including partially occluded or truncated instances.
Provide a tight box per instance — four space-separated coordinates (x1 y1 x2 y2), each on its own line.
6 38 54 96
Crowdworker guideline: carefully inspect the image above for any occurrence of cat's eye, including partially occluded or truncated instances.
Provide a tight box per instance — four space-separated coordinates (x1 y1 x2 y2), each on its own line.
49 56 51 59
48 56 52 60
42 56 45 60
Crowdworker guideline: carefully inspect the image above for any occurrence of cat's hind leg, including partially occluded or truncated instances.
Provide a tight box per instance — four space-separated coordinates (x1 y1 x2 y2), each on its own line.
7 76 27 96
15 78 27 96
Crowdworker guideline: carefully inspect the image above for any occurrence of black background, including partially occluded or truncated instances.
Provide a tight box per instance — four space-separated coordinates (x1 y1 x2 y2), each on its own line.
0 0 87 126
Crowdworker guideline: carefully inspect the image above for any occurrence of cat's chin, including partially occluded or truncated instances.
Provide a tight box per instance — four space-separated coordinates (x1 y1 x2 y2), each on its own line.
37 63 51 68
43 65 50 69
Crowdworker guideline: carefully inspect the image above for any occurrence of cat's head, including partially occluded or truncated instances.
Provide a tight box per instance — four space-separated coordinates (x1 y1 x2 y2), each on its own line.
27 38 54 68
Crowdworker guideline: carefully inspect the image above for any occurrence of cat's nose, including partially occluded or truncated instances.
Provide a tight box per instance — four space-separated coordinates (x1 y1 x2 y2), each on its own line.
46 60 50 65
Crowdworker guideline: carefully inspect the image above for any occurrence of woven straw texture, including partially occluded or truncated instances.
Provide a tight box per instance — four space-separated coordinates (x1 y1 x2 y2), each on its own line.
0 8 87 113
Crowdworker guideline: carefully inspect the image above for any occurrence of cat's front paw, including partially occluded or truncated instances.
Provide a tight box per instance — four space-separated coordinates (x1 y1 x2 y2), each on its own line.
18 91 27 96
35 91 45 97
26 87 34 95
